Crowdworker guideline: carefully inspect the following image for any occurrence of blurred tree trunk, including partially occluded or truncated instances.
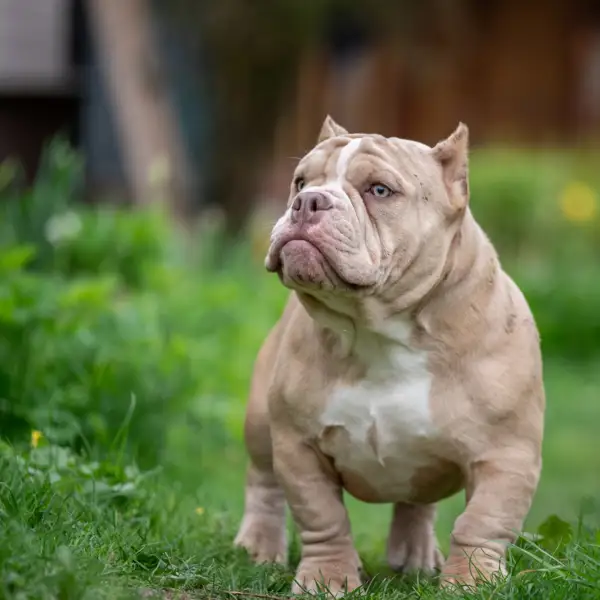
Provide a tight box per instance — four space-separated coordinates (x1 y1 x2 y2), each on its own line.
85 0 190 218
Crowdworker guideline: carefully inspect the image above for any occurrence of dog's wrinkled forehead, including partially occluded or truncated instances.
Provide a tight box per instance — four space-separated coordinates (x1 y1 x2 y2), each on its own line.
299 138 362 190
295 134 434 196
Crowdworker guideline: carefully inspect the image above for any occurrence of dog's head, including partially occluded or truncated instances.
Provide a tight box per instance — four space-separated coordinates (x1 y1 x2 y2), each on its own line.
265 116 470 314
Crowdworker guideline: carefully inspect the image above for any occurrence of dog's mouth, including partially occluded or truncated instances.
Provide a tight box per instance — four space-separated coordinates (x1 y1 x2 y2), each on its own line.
265 232 322 274
265 233 374 293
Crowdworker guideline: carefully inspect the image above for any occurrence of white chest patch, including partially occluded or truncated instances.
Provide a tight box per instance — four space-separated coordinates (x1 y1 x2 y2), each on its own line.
317 322 438 501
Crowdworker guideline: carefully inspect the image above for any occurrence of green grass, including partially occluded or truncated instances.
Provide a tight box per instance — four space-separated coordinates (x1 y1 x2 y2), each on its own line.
1 143 600 598
0 255 599 599
1 357 599 599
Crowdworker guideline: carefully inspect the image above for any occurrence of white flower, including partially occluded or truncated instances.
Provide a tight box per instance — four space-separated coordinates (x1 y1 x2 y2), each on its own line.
45 211 82 245
148 155 171 188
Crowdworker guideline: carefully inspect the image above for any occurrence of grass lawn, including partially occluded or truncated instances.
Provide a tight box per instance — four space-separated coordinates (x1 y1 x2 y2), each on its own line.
1 286 599 599
1 145 600 598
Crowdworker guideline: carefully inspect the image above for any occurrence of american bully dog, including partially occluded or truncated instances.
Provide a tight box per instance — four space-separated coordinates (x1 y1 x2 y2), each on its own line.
234 116 545 595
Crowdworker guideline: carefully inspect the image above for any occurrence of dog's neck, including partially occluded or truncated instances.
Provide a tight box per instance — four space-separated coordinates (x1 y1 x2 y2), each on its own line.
433 210 493 298
296 210 498 359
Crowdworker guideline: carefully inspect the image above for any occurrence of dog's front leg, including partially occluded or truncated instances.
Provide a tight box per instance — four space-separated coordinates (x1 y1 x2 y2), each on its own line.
441 446 541 588
272 426 361 596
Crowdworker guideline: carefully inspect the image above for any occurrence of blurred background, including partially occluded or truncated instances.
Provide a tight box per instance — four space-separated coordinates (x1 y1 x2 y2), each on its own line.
0 0 599 596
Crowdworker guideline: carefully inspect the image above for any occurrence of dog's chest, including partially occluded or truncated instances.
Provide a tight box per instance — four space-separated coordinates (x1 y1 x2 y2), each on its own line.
316 338 441 502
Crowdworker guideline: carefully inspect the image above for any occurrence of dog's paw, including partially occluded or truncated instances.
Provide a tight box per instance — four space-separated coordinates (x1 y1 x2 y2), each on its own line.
387 504 443 574
292 560 362 597
234 515 287 564
440 546 506 589
387 534 444 575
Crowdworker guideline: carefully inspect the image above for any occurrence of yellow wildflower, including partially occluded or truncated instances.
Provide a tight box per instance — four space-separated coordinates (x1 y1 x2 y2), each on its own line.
195 507 205 516
559 181 597 223
31 430 43 448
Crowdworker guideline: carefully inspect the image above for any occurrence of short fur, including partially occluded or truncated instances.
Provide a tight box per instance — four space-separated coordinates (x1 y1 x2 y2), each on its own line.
234 117 545 595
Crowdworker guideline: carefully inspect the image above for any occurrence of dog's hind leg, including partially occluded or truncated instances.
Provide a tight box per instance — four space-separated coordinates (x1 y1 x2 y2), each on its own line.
387 503 444 574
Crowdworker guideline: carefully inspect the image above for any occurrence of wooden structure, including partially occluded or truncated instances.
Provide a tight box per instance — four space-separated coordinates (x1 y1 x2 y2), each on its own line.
266 0 600 202
0 0 77 179
1 0 600 223
0 0 190 215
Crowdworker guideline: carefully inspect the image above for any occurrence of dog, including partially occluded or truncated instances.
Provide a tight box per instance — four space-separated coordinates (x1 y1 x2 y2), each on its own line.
234 116 545 595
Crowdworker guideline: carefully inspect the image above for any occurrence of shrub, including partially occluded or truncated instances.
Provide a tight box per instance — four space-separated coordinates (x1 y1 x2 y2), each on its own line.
0 247 202 467
0 139 599 470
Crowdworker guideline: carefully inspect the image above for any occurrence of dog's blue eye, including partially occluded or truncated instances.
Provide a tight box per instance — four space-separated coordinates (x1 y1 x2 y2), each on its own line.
295 177 306 192
370 183 392 198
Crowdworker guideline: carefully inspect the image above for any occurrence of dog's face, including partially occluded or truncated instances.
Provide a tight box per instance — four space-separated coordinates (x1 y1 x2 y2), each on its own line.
265 117 470 309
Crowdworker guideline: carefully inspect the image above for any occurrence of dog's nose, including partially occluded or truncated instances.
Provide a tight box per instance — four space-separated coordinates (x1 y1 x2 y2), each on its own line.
291 191 333 225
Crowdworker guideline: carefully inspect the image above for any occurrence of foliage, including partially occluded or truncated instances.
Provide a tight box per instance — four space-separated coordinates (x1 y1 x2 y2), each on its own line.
470 150 600 361
0 142 598 597
0 248 200 467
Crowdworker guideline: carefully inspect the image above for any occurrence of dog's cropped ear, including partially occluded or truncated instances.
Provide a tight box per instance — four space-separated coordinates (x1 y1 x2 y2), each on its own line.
432 123 469 212
318 115 349 143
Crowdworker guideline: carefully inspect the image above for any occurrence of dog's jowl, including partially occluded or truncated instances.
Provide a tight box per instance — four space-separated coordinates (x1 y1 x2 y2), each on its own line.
234 116 545 595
